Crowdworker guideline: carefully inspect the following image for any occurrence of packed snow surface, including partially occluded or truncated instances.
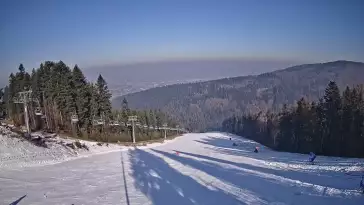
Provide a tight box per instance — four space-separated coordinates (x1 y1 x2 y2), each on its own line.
0 125 170 169
1 132 363 205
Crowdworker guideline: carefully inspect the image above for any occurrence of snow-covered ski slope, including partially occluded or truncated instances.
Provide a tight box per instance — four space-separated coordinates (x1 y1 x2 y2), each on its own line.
1 132 363 205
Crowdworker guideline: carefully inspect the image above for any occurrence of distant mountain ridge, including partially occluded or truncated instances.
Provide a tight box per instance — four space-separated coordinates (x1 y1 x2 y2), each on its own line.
112 60 364 131
83 58 298 97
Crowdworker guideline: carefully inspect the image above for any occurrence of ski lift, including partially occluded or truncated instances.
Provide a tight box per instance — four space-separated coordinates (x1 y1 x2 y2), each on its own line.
126 123 131 126
92 118 104 126
97 119 104 125
92 113 105 126
109 121 120 126
135 122 141 126
12 97 21 103
143 125 148 128
35 107 42 116
92 120 98 126
71 114 79 123
41 114 46 119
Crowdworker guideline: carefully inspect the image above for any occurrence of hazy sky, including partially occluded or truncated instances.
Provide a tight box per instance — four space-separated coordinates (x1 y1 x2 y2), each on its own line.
1 0 364 71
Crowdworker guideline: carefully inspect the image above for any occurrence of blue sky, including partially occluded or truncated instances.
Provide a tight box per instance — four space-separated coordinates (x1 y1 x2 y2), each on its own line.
1 0 364 71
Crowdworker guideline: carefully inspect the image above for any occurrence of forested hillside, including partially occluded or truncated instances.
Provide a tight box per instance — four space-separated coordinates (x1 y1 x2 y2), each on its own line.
0 62 180 142
113 61 364 131
222 81 364 158
84 58 296 96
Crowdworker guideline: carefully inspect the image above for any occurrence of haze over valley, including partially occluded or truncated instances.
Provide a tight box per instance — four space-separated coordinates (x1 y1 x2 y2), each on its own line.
83 58 299 98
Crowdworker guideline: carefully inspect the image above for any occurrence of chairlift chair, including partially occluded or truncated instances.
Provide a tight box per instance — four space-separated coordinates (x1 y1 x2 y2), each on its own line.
35 107 42 116
110 121 119 126
71 114 79 123
97 119 105 125
92 119 104 126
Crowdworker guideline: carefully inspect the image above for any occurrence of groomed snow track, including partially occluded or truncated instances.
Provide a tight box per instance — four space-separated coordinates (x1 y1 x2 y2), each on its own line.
1 132 363 205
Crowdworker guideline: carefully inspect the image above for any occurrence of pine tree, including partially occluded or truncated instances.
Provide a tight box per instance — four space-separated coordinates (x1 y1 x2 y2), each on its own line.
51 61 74 128
2 86 10 118
121 98 130 123
155 109 163 128
277 104 293 151
323 81 342 155
85 83 98 134
17 64 26 90
306 101 318 152
340 86 353 155
143 110 150 126
96 74 112 121
350 85 364 157
8 73 17 123
71 65 89 128
149 109 156 127
0 88 5 118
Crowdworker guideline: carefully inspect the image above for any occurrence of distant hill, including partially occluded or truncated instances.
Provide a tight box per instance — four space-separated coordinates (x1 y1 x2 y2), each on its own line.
83 58 298 97
112 60 364 131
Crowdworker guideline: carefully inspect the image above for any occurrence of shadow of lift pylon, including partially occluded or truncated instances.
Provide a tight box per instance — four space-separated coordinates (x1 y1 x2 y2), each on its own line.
9 194 27 205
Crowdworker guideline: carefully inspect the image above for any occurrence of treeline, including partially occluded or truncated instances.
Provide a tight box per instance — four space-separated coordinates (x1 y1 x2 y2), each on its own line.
222 81 364 158
0 62 179 142
116 61 364 132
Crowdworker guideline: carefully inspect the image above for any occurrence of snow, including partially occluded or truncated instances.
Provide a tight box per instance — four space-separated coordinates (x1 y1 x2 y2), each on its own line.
0 125 175 169
1 131 363 204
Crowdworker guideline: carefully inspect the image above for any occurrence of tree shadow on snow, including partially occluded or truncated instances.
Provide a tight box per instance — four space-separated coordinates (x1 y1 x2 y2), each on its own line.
173 150 357 189
196 136 363 190
195 136 363 173
196 135 364 184
128 149 244 205
9 195 27 205
152 149 362 205
195 136 306 164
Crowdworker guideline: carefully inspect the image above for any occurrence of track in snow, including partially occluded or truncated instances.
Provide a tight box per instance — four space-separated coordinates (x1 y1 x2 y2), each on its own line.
1 132 363 205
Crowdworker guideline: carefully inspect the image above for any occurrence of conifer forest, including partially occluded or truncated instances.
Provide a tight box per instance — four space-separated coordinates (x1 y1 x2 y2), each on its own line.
222 81 364 157
0 62 182 143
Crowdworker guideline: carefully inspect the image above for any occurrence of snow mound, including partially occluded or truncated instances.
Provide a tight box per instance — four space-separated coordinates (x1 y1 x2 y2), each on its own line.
0 125 176 169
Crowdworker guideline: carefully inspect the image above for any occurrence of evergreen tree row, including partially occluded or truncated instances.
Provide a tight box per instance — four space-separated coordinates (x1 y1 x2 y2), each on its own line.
222 81 364 158
0 62 179 142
